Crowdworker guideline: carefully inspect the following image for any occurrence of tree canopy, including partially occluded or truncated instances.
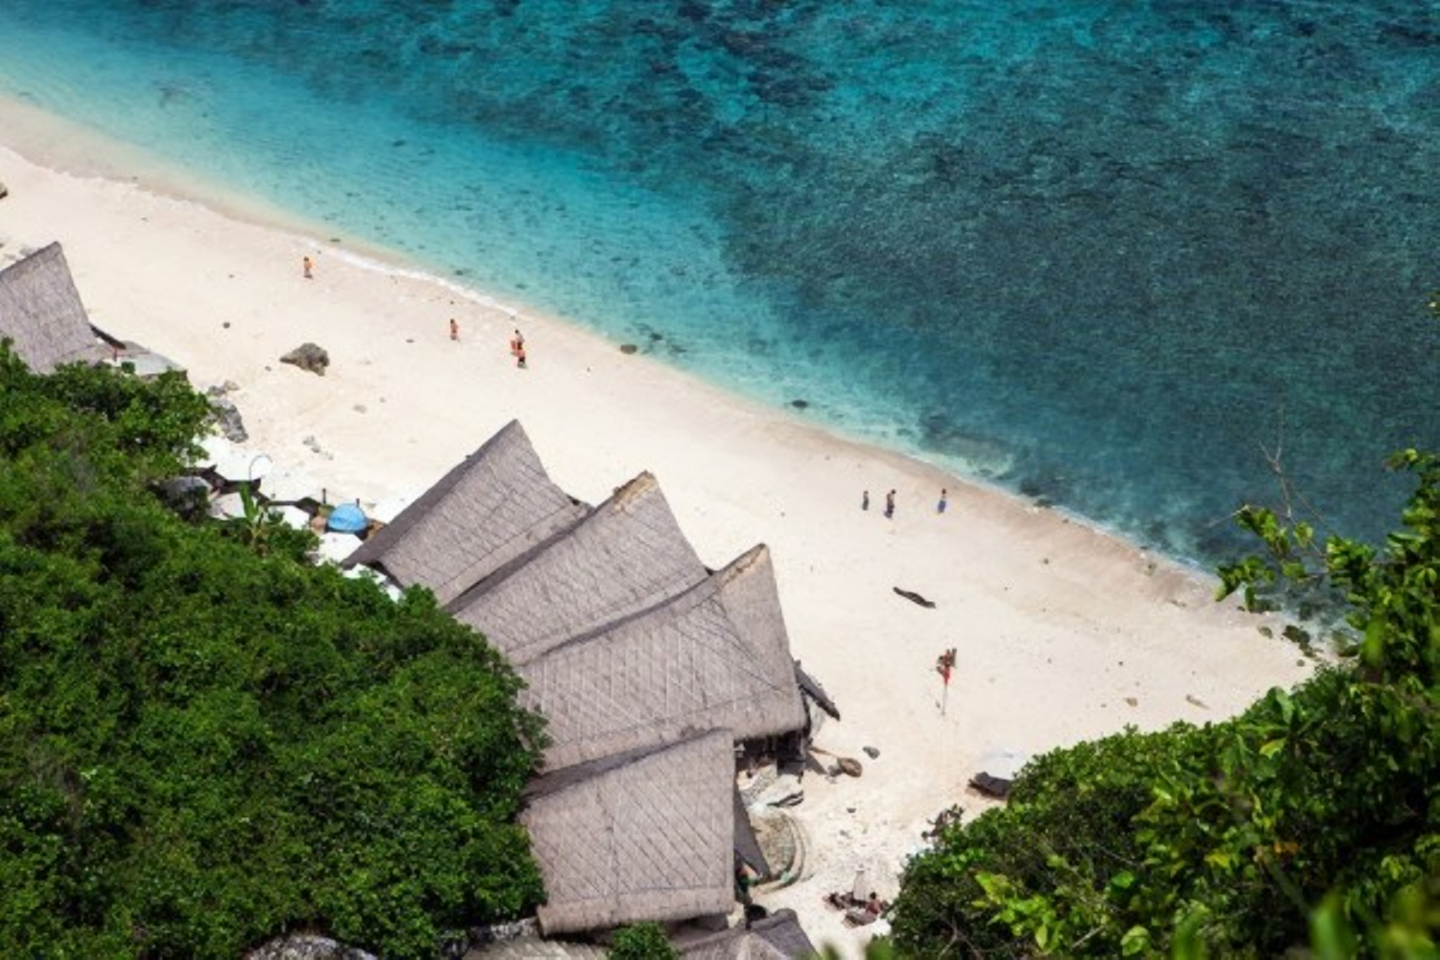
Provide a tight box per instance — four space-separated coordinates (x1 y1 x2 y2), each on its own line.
890 450 1439 957
0 347 546 958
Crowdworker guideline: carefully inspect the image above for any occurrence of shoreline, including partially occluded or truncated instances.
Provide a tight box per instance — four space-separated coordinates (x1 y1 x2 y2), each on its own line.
0 90 1229 579
0 108 1314 956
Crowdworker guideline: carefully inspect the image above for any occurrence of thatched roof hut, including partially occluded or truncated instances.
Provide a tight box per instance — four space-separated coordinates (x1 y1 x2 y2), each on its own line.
344 420 588 604
446 472 708 665
0 242 106 373
676 910 818 959
521 729 737 936
517 544 806 771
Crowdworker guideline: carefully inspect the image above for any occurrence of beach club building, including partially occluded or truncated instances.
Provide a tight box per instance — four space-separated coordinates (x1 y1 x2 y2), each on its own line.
344 420 820 952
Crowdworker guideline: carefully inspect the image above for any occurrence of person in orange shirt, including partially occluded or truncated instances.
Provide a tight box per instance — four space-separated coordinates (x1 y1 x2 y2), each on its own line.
302 255 313 279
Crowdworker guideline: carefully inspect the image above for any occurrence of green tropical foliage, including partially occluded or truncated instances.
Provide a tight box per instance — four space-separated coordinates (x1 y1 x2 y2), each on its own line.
891 450 1439 957
609 921 680 960
0 348 546 958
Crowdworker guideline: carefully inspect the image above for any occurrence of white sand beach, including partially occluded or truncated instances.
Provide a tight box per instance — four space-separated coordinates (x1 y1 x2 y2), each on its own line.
1 100 1313 957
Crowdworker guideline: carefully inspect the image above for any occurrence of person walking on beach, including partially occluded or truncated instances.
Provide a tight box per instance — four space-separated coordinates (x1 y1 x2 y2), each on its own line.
449 318 459 341
302 255 313 279
510 329 527 368
937 488 948 514
884 490 896 519
862 490 870 511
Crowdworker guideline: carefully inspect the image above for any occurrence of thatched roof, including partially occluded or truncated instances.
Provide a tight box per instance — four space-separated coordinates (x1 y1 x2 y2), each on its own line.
465 938 607 959
517 544 806 771
521 729 736 936
732 787 769 878
677 910 818 960
446 472 708 665
0 243 106 373
344 420 588 604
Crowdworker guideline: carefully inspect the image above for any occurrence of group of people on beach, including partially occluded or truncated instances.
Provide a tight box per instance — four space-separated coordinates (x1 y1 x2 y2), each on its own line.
862 487 946 519
823 890 890 927
302 256 529 369
444 316 526 368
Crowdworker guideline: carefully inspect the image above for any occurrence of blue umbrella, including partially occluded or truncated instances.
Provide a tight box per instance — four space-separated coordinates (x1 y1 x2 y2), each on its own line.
326 502 368 533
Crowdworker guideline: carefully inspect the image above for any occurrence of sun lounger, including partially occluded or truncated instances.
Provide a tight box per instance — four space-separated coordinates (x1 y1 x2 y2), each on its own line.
968 771 1013 800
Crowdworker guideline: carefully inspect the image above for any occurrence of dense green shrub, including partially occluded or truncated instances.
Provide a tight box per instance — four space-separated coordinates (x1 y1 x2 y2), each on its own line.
891 451 1439 957
609 922 680 960
0 348 547 958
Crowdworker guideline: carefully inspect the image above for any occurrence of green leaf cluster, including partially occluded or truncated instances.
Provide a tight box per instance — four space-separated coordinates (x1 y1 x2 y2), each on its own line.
890 452 1439 957
608 922 680 960
0 348 547 958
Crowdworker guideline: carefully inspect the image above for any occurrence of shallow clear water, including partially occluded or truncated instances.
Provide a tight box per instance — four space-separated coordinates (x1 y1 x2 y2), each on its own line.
1 1 1436 566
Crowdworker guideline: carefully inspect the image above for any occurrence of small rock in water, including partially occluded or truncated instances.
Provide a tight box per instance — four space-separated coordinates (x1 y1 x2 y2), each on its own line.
790 399 809 409
620 343 638 354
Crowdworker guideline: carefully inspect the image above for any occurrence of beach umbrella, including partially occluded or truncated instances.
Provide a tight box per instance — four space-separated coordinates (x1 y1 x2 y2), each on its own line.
326 502 368 534
979 747 1031 781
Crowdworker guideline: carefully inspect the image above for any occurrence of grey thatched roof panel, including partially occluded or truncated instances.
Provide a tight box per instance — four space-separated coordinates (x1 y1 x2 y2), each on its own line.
518 545 805 771
447 472 708 665
678 910 817 960
750 910 818 959
344 421 588 604
465 938 608 959
732 787 769 878
522 729 736 936
679 935 785 960
0 243 105 373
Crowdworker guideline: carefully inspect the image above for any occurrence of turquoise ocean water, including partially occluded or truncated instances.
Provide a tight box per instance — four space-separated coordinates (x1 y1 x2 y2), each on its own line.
0 1 1435 566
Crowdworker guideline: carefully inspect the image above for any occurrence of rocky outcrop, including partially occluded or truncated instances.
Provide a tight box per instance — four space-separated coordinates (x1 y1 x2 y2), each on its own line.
206 383 248 442
280 342 330 376
244 934 377 960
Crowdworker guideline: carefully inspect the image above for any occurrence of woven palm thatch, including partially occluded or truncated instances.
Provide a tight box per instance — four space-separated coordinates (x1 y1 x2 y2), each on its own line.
446 472 708 665
464 938 607 959
732 787 769 878
677 910 817 960
517 544 805 771
0 243 105 373
521 729 736 936
344 420 588 604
